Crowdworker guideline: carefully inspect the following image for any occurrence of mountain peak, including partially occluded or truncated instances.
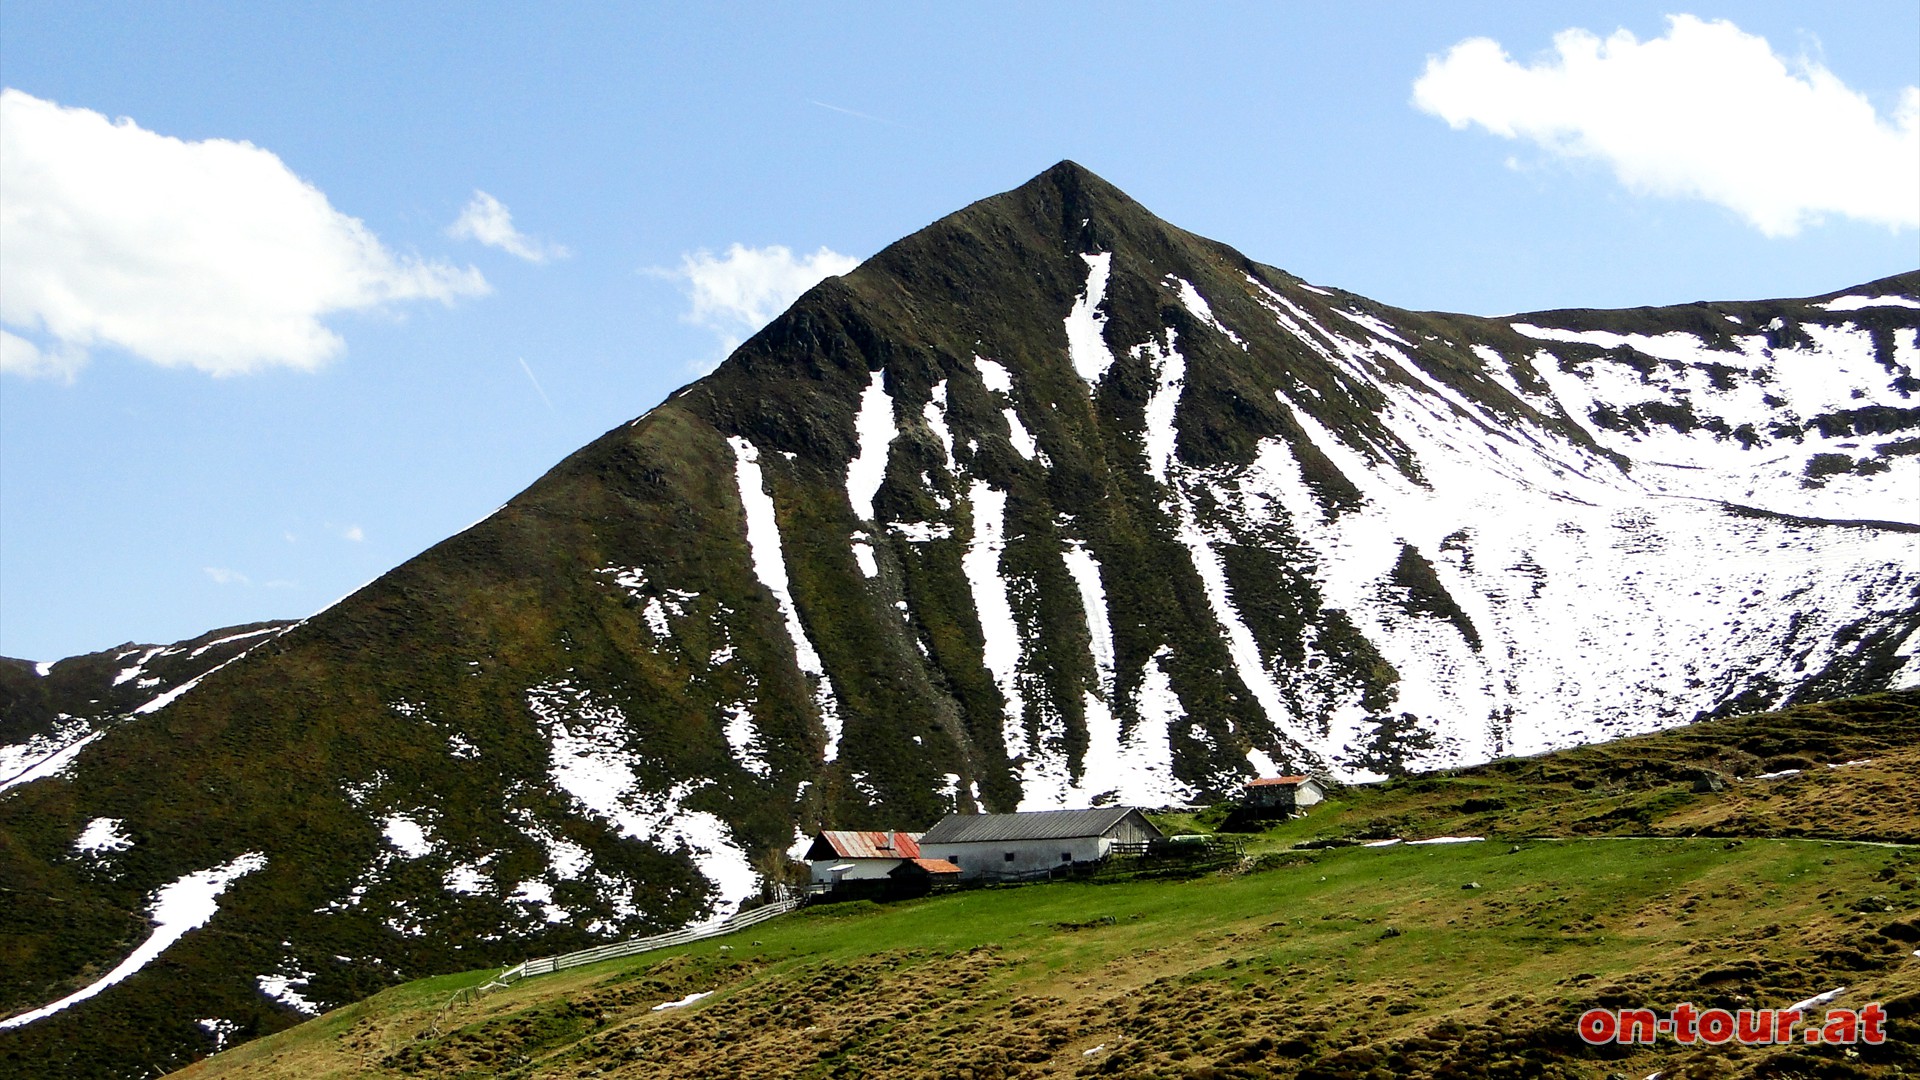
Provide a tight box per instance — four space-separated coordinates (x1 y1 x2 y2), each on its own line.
1024 158 1127 208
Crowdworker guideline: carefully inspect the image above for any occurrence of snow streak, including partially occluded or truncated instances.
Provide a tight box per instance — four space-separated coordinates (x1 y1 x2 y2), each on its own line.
846 368 896 522
730 435 842 762
1065 252 1116 385
975 355 1037 459
0 853 267 1029
962 482 1027 767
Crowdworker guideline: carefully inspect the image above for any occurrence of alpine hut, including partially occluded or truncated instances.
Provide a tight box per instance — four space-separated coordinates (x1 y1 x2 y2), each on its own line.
917 807 1162 881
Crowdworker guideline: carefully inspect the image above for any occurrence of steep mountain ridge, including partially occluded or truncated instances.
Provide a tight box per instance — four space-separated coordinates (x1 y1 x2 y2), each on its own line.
0 622 295 794
2 162 1915 1077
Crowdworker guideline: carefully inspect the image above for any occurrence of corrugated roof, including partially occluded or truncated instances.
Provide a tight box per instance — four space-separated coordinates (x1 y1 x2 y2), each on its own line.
1245 775 1313 787
907 858 961 874
809 830 923 859
919 807 1152 844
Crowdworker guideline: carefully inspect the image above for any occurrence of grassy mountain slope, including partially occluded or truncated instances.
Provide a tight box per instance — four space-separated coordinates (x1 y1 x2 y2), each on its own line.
173 691 1920 1080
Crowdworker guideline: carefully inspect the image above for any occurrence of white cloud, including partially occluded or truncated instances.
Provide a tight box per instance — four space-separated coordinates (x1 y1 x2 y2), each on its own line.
1412 15 1920 236
0 329 85 382
203 567 250 586
0 88 489 380
342 525 365 543
448 190 568 263
666 243 859 369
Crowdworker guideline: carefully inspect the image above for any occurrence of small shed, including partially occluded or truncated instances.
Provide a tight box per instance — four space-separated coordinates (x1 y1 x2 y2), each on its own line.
918 807 1163 880
1242 775 1326 813
887 857 964 896
804 830 924 888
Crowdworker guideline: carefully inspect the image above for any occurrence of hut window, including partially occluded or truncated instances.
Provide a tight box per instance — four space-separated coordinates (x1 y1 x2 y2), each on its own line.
1004 852 1016 862
1060 852 1072 862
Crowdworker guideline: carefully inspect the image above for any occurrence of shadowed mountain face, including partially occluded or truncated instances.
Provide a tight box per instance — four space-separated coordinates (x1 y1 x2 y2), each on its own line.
3 162 1916 1077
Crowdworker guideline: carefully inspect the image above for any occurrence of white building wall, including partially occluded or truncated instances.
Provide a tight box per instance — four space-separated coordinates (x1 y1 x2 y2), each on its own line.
809 857 903 885
921 835 1108 880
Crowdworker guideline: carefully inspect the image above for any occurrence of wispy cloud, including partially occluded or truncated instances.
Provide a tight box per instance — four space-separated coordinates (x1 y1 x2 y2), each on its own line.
808 99 907 129
658 243 859 371
518 356 555 413
0 331 86 383
448 190 569 263
0 89 488 381
340 525 365 543
1413 15 1920 236
203 566 294 589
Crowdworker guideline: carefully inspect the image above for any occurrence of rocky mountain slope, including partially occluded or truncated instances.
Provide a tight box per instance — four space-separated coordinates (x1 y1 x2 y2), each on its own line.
2 162 1916 1077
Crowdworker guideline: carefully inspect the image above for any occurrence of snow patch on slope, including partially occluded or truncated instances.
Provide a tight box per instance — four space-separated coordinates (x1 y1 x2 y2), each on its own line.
75 817 134 855
1818 294 1920 311
382 814 434 859
1125 647 1195 805
113 646 165 686
730 436 843 761
1167 276 1246 349
975 355 1037 460
963 482 1030 767
134 626 291 716
0 853 267 1029
187 625 283 659
256 970 319 1015
722 701 771 778
527 678 758 915
923 380 958 474
1066 252 1117 385
1061 540 1115 695
1138 331 1186 485
1210 294 1920 773
850 533 879 578
1138 325 1331 765
846 369 897 522
1510 320 1918 524
0 718 100 795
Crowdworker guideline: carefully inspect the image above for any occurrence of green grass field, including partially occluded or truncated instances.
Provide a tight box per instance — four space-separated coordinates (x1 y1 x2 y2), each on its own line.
175 692 1920 1079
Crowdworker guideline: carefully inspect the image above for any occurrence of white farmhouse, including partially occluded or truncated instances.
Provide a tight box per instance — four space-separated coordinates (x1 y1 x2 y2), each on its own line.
917 807 1163 881
802 830 926 889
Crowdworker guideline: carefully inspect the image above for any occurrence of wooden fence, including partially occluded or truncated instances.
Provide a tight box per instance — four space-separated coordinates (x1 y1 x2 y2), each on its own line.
495 896 800 984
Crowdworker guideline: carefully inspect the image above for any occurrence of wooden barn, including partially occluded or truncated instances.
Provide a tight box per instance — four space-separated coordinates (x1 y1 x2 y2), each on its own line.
917 807 1163 881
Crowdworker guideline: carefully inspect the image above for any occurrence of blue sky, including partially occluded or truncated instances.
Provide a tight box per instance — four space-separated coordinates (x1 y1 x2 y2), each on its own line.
2 2 1915 662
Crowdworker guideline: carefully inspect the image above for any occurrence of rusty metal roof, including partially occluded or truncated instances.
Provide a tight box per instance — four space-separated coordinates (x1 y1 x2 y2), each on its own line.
807 830 923 860
919 807 1157 845
907 858 961 874
1245 775 1313 787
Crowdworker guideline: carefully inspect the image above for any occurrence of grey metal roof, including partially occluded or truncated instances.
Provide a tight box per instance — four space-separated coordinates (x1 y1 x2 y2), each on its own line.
919 807 1154 844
